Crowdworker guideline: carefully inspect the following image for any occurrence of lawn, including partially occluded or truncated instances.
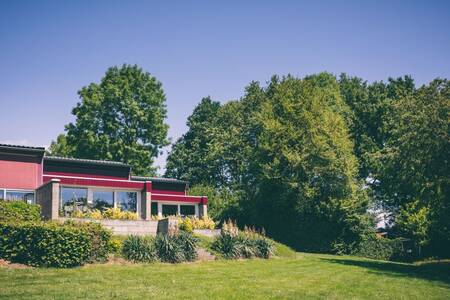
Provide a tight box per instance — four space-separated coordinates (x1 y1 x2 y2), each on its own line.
1 253 449 299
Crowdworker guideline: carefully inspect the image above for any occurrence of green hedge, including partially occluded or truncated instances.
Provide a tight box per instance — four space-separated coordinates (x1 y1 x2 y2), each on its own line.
351 235 404 261
0 200 40 222
0 221 111 267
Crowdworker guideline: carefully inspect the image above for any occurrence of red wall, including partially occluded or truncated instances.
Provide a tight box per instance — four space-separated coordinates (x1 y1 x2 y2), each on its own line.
0 159 42 189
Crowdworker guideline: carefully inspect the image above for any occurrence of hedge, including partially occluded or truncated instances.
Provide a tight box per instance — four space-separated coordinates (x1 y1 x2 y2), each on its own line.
0 221 111 267
351 235 404 261
0 200 40 222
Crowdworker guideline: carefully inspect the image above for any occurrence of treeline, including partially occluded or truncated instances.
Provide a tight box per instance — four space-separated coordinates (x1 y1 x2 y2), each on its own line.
48 65 449 257
165 73 449 257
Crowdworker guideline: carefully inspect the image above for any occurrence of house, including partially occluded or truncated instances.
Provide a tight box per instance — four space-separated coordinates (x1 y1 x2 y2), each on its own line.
0 143 207 220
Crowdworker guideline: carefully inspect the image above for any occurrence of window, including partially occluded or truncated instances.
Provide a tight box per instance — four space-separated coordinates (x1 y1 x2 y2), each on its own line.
60 187 88 216
92 190 114 211
180 205 196 217
151 202 158 215
116 191 137 212
162 204 178 216
5 190 35 204
0 189 4 200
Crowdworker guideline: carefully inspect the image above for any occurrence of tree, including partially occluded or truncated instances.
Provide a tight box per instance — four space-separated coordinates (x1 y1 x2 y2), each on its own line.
47 134 73 156
247 74 369 252
165 97 221 185
166 73 371 252
50 64 169 176
374 79 450 256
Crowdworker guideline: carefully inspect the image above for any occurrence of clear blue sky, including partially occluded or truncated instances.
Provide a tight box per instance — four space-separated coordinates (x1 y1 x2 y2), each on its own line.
1 0 449 174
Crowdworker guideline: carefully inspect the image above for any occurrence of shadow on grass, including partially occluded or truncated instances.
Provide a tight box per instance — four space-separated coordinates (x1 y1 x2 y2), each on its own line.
320 257 450 286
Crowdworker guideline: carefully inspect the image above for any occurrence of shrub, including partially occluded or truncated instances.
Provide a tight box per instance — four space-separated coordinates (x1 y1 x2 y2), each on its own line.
351 235 404 261
154 234 186 263
109 236 124 254
0 220 111 267
122 235 157 263
212 220 274 259
0 200 40 222
178 216 216 231
69 207 138 220
177 231 199 261
179 217 193 232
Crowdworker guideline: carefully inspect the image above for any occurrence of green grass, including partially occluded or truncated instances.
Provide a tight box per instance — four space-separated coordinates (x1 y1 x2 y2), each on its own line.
1 253 449 299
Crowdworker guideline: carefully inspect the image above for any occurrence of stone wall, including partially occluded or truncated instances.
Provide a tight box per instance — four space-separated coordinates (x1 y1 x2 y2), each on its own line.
62 218 159 236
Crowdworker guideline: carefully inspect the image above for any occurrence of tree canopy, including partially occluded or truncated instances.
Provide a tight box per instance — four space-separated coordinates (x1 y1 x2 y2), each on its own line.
49 64 169 176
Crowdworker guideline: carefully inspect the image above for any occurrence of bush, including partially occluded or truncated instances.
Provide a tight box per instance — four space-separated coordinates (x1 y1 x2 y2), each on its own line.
178 216 216 232
155 234 186 263
0 220 111 267
177 231 199 261
212 221 274 259
109 236 125 254
122 235 157 263
179 217 193 232
0 200 40 222
351 235 404 261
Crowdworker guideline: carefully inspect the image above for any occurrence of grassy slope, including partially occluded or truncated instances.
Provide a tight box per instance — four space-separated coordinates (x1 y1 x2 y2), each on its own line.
1 253 449 299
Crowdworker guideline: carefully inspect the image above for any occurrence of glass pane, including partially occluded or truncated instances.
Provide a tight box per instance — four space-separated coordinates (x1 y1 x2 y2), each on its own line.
180 205 196 216
60 187 88 216
151 202 158 215
162 204 178 216
5 190 35 204
116 191 137 212
92 190 114 211
0 190 4 200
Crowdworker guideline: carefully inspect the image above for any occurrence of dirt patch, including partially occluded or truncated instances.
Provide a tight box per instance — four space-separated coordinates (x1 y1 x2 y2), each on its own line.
0 259 31 269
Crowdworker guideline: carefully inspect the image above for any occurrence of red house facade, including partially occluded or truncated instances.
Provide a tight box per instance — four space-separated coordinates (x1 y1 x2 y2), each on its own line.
0 144 207 220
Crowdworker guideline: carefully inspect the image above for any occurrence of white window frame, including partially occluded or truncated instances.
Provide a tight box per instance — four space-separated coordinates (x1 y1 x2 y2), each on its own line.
0 188 35 204
60 185 140 216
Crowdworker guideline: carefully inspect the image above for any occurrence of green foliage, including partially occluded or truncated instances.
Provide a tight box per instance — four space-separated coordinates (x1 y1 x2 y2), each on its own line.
167 74 370 253
50 64 169 176
178 217 193 232
212 221 274 259
0 200 40 222
178 215 216 231
0 221 111 267
176 231 199 261
351 235 404 261
188 185 240 221
154 234 185 263
122 232 199 264
122 235 157 263
109 236 124 254
166 97 222 185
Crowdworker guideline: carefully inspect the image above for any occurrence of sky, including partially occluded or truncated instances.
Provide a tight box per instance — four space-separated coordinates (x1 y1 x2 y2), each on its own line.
1 0 449 174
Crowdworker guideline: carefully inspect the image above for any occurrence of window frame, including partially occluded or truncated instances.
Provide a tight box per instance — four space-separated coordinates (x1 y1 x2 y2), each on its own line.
0 188 35 203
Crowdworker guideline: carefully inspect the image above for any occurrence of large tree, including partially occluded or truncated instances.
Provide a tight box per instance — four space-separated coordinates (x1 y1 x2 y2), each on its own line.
50 64 169 176
165 97 221 185
166 73 370 252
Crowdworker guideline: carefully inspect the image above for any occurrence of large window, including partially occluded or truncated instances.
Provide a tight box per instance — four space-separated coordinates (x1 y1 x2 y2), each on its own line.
60 187 88 216
5 190 35 204
180 205 196 217
92 190 114 211
116 191 137 212
162 204 178 216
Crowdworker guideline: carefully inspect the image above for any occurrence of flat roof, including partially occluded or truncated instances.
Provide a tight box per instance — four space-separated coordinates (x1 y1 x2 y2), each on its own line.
131 175 188 185
44 156 131 168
